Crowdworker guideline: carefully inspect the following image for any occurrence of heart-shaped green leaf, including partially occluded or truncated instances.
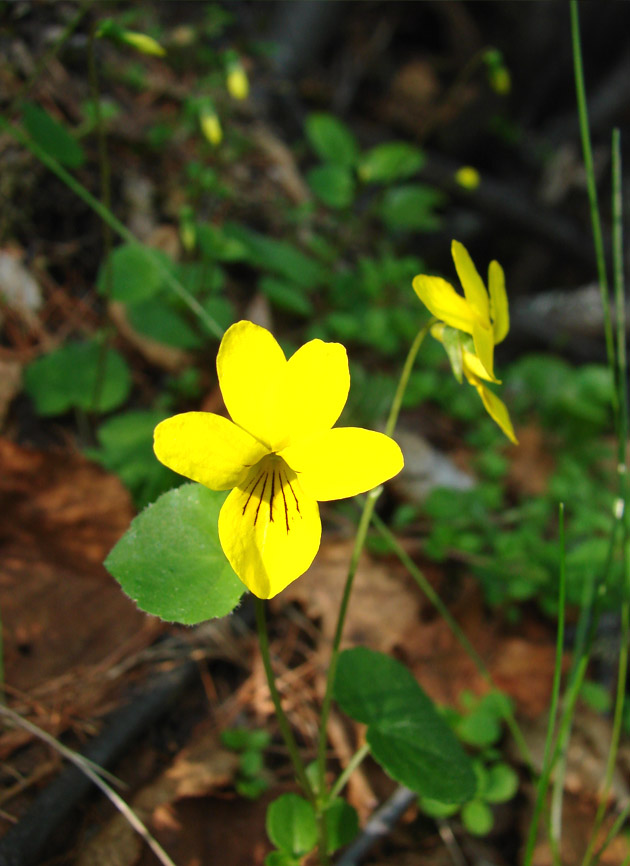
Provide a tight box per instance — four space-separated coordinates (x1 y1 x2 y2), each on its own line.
334 648 475 803
105 483 245 623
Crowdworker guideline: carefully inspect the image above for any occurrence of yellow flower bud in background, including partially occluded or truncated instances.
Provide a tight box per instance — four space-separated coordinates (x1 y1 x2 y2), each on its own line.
96 20 166 57
119 30 166 58
200 107 222 146
227 63 249 100
454 166 481 191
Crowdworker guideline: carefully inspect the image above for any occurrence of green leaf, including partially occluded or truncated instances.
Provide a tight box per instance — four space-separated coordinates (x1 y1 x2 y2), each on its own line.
202 296 236 331
127 298 202 349
305 113 359 167
380 184 445 231
580 680 613 714
307 164 355 209
358 142 425 184
461 799 493 836
264 852 299 866
456 709 502 748
21 101 85 168
482 763 519 804
24 340 131 415
419 797 460 819
225 224 323 290
105 483 245 623
221 728 271 752
266 794 318 856
260 277 314 317
89 410 181 509
239 749 264 778
197 223 249 261
325 799 359 853
237 777 269 799
97 243 173 303
334 648 476 803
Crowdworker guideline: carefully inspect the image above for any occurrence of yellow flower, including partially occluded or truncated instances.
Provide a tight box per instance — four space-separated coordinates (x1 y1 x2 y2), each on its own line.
431 324 517 444
153 321 404 599
412 239 508 382
413 241 517 444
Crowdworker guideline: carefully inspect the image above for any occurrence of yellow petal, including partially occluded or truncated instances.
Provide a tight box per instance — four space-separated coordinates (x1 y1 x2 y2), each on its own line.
412 274 475 334
472 319 498 382
474 383 518 444
462 348 496 383
274 339 350 449
281 428 404 502
451 240 489 322
218 458 321 598
489 260 509 343
154 412 268 490
217 321 287 449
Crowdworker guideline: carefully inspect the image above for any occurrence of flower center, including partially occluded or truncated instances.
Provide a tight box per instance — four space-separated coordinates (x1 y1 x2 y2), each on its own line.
239 455 302 534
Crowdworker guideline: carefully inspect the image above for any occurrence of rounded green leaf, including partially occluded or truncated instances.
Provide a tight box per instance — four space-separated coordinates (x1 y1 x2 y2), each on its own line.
305 113 359 167
239 749 264 778
456 710 502 748
237 777 269 799
266 794 317 856
307 164 355 209
482 763 519 804
97 243 172 303
21 100 85 168
380 184 445 231
461 799 493 836
334 648 475 803
105 483 245 623
221 727 271 752
419 797 460 819
358 142 425 184
25 340 131 415
325 799 359 853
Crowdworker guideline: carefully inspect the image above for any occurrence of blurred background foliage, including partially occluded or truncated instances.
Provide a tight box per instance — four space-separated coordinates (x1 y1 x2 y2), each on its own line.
2 0 629 623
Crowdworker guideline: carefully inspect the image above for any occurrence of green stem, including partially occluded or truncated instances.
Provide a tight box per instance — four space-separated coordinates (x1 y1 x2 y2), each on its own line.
522 504 567 866
385 319 435 439
87 24 114 417
370 511 532 769
0 118 223 340
592 800 630 865
581 128 629 866
254 598 314 802
328 744 371 802
315 321 433 804
570 1 616 393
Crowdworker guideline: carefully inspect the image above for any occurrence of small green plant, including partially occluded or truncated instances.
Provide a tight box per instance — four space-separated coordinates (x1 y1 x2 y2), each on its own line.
421 691 519 837
221 727 272 799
